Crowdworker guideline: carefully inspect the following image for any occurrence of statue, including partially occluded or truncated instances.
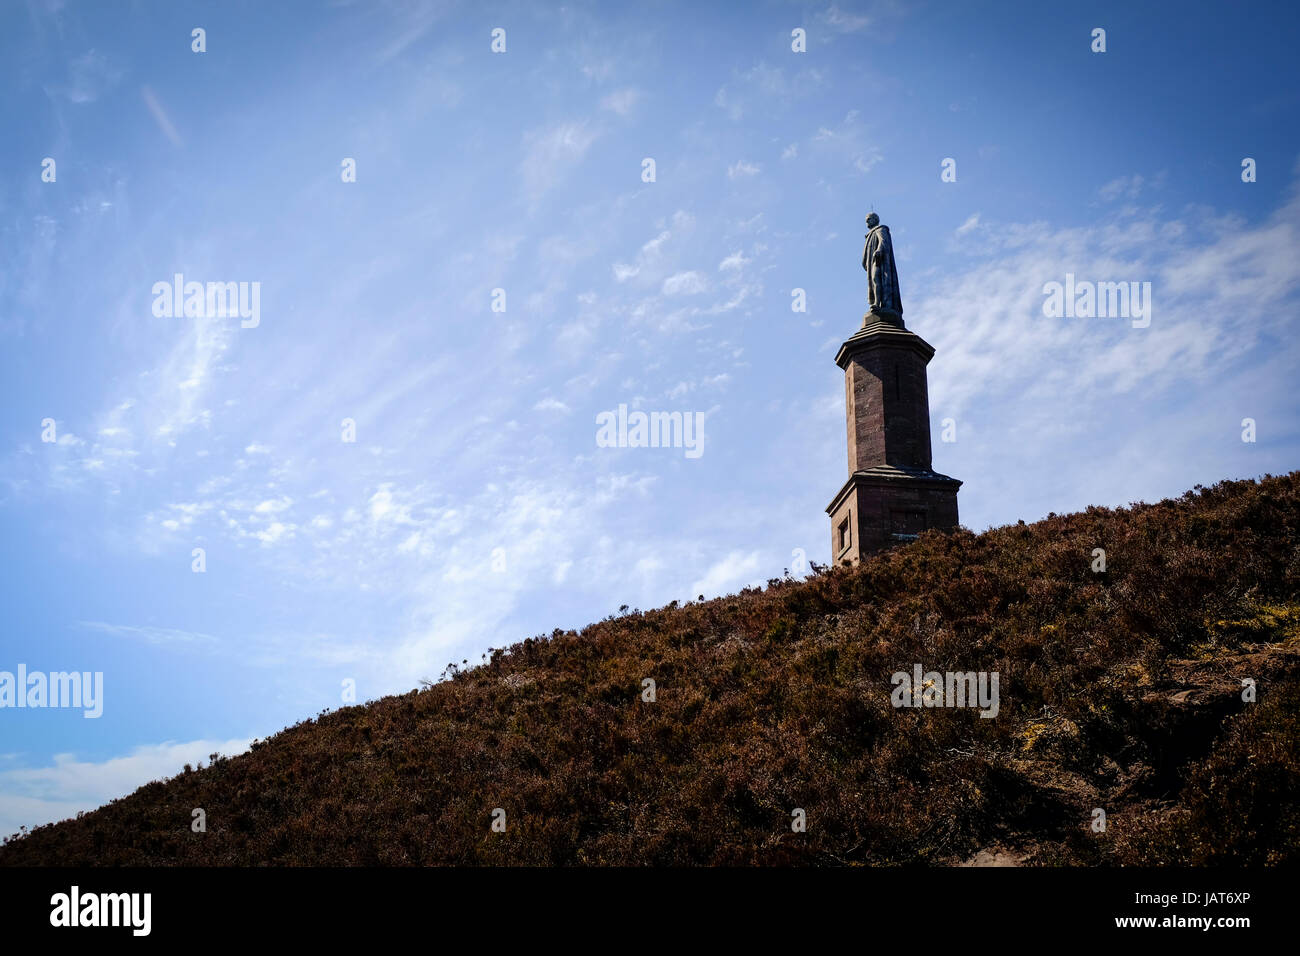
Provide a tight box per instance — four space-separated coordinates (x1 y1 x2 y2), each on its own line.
862 213 902 317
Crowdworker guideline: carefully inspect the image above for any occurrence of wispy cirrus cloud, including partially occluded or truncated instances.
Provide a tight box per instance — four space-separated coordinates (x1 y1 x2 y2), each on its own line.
140 85 182 147
714 62 825 121
811 109 883 174
821 4 872 33
599 87 641 115
78 621 219 646
520 121 600 201
53 49 122 104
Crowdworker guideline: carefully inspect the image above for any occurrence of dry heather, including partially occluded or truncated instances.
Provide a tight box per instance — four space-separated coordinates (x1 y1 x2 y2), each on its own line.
3 473 1299 866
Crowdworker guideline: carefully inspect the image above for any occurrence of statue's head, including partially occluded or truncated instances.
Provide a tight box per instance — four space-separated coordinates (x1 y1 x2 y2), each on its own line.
865 212 880 229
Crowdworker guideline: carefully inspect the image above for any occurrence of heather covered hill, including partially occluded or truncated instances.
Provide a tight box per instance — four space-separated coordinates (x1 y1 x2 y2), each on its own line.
4 473 1299 866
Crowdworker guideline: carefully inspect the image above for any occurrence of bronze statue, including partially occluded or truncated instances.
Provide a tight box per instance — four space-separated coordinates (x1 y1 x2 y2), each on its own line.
862 213 902 317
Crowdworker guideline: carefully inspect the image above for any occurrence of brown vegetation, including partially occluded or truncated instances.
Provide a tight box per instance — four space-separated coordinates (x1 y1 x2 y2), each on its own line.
4 472 1298 865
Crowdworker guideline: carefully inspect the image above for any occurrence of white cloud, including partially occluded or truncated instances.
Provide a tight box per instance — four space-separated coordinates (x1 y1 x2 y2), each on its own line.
78 621 218 645
252 521 292 545
600 88 640 115
613 229 674 284
141 85 183 147
0 738 252 840
719 251 751 271
714 63 825 121
812 109 882 173
374 0 447 63
368 486 410 523
520 121 600 200
691 550 763 598
642 229 672 256
662 271 708 296
822 5 871 33
59 50 122 104
919 185 1300 419
1099 174 1145 202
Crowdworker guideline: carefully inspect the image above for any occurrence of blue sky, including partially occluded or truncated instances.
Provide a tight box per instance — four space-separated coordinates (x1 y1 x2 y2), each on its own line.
2 0 1298 837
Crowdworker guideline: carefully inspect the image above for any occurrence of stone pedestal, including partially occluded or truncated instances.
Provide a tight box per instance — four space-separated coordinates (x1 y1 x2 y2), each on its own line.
827 313 960 564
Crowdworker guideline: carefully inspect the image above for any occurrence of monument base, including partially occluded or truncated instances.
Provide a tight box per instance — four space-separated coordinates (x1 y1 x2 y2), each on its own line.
861 307 904 330
826 465 961 565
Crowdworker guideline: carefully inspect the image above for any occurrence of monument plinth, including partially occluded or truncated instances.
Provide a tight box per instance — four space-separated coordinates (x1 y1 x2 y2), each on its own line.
827 216 961 564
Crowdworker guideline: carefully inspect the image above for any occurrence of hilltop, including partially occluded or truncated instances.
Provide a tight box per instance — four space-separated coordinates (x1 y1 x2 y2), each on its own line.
3 473 1299 866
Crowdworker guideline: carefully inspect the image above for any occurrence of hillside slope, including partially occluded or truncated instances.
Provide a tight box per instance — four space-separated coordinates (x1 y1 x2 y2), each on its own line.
4 473 1300 866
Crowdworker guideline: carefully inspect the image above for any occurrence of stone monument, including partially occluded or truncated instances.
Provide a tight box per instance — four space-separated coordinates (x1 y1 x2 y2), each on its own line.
826 215 961 563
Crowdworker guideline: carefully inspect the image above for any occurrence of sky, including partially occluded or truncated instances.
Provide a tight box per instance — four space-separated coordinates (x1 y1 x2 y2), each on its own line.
1 0 1298 838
